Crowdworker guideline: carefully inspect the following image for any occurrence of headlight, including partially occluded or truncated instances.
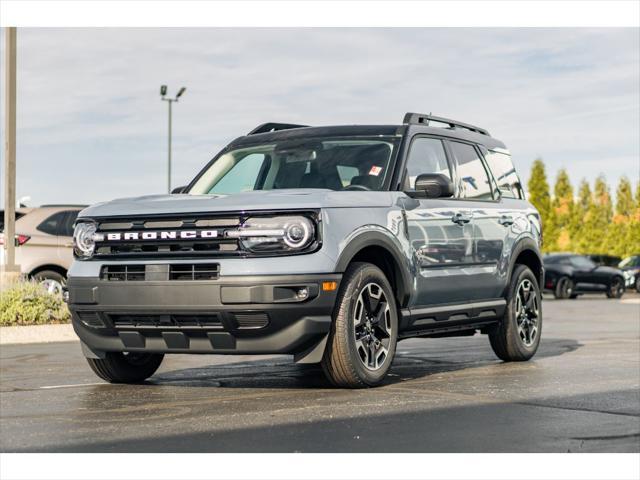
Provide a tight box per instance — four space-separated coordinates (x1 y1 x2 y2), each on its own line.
227 215 316 253
73 222 98 258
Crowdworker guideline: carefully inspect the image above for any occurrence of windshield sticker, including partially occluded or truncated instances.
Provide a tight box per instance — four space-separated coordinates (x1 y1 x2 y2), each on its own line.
369 166 383 176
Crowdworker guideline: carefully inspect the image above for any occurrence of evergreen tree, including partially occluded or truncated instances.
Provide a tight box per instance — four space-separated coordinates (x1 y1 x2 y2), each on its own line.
589 175 613 254
550 169 574 251
615 176 634 216
571 180 593 254
527 159 553 251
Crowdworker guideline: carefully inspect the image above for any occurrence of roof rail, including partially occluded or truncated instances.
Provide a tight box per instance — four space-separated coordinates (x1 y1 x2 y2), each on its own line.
248 122 309 135
403 112 490 136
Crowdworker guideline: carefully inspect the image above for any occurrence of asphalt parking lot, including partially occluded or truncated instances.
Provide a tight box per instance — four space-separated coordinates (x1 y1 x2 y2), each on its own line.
1 294 639 453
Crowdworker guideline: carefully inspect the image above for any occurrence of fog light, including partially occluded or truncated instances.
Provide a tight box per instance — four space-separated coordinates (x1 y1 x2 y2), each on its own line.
296 287 309 300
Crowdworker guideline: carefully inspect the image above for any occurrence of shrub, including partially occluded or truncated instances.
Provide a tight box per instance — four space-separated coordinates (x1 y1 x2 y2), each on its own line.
0 281 70 326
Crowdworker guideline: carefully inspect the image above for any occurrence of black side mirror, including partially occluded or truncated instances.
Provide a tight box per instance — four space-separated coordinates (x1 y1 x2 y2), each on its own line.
171 185 187 194
407 173 454 199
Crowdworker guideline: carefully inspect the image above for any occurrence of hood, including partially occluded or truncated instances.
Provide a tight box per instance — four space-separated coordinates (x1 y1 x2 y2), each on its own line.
595 265 624 275
79 189 396 218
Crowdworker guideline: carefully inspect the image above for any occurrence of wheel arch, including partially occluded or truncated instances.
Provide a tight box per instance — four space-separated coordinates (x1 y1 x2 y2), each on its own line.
29 264 68 279
507 238 543 293
335 231 412 308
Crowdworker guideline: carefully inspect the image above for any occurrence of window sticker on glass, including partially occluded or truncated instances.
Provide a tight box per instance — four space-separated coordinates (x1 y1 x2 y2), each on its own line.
369 166 383 176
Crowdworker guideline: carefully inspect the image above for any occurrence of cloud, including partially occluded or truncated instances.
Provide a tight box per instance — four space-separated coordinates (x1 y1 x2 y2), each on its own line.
0 27 638 206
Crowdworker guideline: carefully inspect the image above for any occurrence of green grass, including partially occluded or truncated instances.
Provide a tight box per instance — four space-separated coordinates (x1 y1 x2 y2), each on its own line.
0 280 70 326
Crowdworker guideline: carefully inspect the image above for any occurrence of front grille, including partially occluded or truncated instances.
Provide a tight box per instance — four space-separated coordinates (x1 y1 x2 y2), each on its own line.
109 313 222 329
101 265 145 281
233 312 270 329
93 214 242 259
100 264 220 281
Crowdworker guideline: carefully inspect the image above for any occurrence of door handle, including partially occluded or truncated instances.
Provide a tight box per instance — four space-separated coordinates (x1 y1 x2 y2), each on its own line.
451 212 471 225
498 215 514 226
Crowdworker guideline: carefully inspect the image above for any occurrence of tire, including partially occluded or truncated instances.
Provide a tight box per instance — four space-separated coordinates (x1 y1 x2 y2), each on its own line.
554 276 574 299
32 270 65 296
86 352 164 383
321 262 398 388
606 276 625 299
489 265 542 362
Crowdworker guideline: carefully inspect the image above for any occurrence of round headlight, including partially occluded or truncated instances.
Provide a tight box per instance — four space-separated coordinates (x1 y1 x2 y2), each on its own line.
283 218 313 248
73 222 97 258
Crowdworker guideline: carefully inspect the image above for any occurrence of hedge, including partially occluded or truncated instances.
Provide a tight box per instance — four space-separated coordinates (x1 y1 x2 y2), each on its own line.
0 281 70 326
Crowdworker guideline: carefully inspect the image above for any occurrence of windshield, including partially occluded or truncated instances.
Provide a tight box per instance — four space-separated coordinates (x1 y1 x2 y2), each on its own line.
189 137 399 195
619 256 640 268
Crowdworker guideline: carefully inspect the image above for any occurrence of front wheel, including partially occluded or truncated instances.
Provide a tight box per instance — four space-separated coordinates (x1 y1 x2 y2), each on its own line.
86 352 164 383
606 277 625 299
489 265 542 362
321 262 398 388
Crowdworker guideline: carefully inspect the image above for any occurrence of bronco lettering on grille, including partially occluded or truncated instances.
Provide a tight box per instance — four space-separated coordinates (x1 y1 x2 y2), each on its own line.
98 230 219 241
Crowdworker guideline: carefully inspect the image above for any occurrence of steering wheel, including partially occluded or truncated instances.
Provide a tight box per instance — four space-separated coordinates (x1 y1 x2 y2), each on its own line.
343 184 371 191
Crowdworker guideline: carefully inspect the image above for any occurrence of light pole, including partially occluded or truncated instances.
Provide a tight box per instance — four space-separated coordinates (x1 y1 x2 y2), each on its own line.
160 85 186 193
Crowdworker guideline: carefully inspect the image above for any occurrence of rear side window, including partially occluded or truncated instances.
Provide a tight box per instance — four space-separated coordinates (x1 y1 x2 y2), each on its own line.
60 211 79 237
37 210 79 236
449 141 494 200
484 150 523 199
37 211 67 235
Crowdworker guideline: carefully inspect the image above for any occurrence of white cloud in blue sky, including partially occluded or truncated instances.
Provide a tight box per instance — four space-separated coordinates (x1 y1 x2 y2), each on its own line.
0 28 638 207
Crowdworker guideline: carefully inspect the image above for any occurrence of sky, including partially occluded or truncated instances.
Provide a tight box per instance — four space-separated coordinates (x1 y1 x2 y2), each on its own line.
0 28 639 208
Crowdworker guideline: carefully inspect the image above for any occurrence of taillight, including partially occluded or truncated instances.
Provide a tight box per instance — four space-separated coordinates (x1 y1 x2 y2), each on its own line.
0 234 30 246
16 234 30 246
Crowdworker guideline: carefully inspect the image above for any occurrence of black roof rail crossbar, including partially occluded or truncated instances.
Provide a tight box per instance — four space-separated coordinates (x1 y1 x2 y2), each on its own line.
403 112 490 136
248 122 309 135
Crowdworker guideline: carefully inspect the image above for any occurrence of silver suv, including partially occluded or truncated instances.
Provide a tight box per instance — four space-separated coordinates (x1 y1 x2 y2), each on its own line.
67 113 543 388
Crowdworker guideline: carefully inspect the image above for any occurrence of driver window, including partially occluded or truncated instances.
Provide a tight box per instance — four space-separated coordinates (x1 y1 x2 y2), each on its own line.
404 138 451 189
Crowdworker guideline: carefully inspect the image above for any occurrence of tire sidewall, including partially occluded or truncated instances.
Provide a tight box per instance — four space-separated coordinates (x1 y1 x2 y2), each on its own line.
337 264 398 386
506 266 542 358
554 276 573 299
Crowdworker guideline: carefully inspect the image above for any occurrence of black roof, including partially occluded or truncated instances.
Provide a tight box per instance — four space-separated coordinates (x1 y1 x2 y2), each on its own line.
231 118 507 150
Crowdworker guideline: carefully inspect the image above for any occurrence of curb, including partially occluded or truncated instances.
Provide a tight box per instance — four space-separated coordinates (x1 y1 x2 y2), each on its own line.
0 324 78 345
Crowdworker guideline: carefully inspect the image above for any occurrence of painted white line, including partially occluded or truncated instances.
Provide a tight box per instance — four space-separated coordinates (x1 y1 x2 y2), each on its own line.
39 382 107 390
620 298 640 304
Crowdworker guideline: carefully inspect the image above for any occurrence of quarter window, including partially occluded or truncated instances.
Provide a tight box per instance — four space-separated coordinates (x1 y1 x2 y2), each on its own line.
449 141 494 200
484 150 523 199
36 211 67 236
404 137 451 190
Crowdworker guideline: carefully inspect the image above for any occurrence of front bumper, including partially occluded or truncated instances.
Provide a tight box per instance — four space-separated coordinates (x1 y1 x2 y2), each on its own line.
67 273 340 361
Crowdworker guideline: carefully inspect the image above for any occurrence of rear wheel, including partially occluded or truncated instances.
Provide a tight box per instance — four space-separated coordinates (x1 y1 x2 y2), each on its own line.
606 277 625 299
86 352 164 383
321 262 398 388
489 265 542 362
32 270 65 296
554 276 574 299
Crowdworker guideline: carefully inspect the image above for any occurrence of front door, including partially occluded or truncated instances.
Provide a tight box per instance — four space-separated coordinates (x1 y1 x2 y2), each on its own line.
401 136 478 306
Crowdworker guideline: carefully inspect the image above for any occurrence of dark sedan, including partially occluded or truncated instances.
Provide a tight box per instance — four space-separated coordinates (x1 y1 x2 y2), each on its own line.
543 254 626 299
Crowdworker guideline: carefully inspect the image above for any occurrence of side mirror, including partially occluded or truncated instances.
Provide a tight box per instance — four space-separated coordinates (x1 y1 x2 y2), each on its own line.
171 185 187 194
407 174 454 199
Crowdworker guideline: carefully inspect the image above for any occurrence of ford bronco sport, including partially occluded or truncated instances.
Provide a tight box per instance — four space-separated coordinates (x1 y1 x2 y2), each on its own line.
68 113 543 388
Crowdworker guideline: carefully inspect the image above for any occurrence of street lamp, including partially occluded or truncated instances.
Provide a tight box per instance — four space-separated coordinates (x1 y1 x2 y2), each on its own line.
160 85 187 193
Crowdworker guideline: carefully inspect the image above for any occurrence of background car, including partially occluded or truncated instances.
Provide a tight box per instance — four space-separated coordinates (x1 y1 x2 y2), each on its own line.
543 253 626 299
0 205 86 294
588 254 622 267
618 255 640 292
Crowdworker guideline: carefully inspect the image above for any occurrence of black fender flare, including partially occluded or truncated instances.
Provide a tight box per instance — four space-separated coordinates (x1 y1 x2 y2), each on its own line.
506 236 544 290
334 229 413 307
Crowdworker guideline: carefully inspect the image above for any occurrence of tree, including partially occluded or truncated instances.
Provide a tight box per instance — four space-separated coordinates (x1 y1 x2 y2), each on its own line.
571 180 593 254
527 159 553 251
588 175 613 254
550 169 574 251
615 176 634 216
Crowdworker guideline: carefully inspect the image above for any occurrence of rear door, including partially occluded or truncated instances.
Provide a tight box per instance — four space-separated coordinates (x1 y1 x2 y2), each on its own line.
402 136 477 306
446 141 511 300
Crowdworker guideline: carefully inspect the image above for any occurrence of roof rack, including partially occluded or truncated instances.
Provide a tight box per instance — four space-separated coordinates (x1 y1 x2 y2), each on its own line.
248 122 309 135
40 204 88 208
403 112 490 137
